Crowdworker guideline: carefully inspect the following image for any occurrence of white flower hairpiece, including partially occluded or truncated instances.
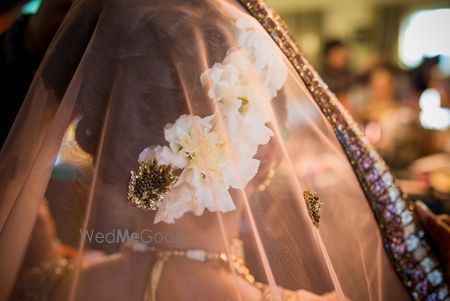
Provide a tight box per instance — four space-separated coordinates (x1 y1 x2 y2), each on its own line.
129 14 288 223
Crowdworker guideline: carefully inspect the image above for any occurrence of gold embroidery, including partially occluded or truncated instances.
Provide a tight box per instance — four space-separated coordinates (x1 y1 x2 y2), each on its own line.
128 159 178 210
303 189 322 227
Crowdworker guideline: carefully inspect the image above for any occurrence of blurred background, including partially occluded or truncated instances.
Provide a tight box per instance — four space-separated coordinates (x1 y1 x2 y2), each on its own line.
1 0 450 214
268 0 450 214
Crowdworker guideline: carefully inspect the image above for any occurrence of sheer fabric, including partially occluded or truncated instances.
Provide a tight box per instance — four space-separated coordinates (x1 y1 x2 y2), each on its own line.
0 0 438 300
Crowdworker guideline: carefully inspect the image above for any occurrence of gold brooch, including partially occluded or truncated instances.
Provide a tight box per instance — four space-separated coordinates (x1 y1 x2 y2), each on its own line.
127 159 178 210
303 189 322 227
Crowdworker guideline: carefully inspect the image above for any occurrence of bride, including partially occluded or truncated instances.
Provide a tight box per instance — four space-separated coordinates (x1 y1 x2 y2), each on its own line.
1 0 448 300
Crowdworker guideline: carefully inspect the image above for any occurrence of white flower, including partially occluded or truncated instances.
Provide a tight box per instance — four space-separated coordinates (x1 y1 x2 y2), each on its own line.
225 106 273 147
182 167 236 213
223 152 260 189
153 114 244 223
200 49 253 103
236 16 288 97
201 49 274 134
164 114 216 155
154 183 196 224
138 147 155 163
139 13 289 224
138 145 186 169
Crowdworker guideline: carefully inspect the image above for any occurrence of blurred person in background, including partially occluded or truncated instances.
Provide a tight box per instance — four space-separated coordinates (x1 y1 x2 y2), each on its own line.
411 56 441 95
0 0 72 148
319 39 354 108
358 66 429 168
409 56 450 214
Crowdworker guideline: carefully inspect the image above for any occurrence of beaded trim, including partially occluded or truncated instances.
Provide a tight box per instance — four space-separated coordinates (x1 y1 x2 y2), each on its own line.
238 0 449 300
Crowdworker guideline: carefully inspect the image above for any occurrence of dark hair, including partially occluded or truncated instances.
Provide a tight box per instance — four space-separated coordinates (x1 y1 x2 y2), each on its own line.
323 39 346 56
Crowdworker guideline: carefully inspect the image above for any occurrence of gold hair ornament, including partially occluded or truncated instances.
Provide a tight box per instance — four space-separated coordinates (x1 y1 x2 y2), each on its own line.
128 159 178 210
303 189 322 227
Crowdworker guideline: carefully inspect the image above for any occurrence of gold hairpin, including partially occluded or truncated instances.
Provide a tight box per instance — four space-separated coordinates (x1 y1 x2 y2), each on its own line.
127 159 178 210
303 189 322 227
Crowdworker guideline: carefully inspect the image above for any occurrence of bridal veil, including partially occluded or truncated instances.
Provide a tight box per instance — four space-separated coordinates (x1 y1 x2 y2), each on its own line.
0 0 447 300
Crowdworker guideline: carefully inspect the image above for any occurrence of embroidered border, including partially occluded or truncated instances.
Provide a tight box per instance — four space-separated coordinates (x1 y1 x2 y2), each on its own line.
238 0 449 299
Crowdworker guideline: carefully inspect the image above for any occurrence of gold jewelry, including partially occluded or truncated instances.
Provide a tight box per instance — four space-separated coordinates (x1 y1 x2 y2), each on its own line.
128 159 178 210
303 189 322 227
126 239 298 301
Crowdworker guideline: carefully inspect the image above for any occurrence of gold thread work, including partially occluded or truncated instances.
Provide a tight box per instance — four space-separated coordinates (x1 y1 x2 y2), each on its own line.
128 159 178 210
303 189 322 227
